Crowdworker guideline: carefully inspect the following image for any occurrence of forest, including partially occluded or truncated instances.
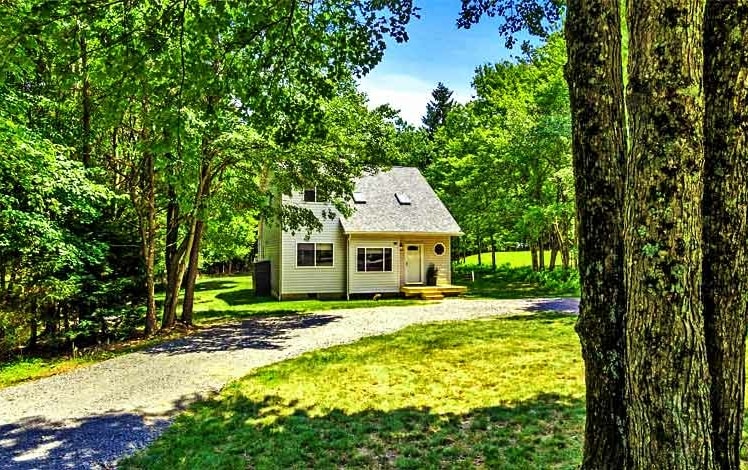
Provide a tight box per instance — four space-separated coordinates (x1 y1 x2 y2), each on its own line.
0 1 572 359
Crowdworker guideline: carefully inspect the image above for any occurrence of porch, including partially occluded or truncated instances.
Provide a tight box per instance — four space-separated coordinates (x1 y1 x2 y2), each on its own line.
400 284 468 301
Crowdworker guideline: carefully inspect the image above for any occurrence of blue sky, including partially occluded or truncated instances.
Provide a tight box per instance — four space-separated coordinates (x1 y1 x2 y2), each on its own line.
358 1 519 126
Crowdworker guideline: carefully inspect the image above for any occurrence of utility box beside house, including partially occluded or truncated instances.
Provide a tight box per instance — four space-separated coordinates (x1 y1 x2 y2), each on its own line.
253 260 271 297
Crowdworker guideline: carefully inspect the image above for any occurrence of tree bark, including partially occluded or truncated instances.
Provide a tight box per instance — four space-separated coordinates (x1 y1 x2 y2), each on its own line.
140 151 158 336
490 234 496 270
549 246 558 270
538 237 545 270
181 219 205 325
77 21 91 168
624 0 714 467
565 0 628 467
163 181 180 327
702 2 748 468
530 243 538 271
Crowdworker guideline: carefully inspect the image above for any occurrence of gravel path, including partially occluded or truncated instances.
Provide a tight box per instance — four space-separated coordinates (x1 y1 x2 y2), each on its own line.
0 297 578 469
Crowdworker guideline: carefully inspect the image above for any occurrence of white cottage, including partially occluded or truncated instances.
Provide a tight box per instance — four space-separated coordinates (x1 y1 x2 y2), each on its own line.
257 167 465 300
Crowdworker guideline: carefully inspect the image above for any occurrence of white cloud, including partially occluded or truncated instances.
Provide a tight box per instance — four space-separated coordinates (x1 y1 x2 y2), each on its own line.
358 73 472 127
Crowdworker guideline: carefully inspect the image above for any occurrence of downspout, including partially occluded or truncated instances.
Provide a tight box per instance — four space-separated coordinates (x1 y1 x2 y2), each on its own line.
346 234 351 300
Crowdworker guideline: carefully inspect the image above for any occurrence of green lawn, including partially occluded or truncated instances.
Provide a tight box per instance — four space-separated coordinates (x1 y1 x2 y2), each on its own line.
461 251 549 268
0 276 423 389
121 312 585 469
188 275 423 325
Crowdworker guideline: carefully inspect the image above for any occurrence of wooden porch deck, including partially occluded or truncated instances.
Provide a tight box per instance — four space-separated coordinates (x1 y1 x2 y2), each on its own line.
400 284 468 301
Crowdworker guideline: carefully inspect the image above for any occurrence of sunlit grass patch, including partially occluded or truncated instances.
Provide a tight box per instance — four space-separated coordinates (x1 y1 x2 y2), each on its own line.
121 313 585 469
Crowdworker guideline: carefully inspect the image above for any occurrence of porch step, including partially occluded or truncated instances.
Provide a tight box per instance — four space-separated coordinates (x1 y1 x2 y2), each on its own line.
420 293 444 301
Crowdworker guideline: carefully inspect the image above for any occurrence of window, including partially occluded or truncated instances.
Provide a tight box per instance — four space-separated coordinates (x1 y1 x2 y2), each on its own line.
357 247 393 272
434 243 446 256
316 243 333 267
303 188 328 203
353 192 367 204
297 243 334 267
395 193 411 205
303 189 316 202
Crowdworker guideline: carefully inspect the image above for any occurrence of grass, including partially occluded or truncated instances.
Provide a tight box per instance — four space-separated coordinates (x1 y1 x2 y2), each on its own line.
121 312 585 469
189 275 424 325
461 251 552 268
0 275 423 389
456 271 579 300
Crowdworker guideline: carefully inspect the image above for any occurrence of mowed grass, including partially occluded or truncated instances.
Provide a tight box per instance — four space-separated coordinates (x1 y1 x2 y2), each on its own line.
461 251 551 268
0 276 423 389
121 312 586 469
189 275 424 325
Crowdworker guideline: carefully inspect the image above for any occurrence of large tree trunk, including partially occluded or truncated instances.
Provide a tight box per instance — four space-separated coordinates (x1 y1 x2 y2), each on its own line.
139 152 158 336
181 219 205 326
702 3 748 468
624 0 714 467
162 162 211 328
163 181 180 328
565 0 628 467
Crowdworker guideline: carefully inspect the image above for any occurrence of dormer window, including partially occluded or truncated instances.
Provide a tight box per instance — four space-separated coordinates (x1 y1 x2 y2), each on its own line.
303 188 328 203
353 192 367 204
395 193 411 205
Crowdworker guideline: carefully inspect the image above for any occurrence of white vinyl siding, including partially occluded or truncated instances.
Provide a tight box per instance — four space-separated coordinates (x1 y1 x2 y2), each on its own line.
258 217 282 298
348 236 400 294
399 236 452 286
280 191 345 295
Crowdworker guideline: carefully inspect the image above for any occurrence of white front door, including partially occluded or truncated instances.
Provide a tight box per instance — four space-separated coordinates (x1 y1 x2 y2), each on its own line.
405 245 422 284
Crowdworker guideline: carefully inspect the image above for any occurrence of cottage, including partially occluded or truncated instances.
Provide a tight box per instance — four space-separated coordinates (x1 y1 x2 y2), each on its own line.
257 167 466 300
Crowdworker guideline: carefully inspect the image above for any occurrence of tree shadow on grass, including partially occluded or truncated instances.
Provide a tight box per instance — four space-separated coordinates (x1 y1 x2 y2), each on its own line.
193 280 240 292
121 392 586 469
142 314 342 355
216 288 268 306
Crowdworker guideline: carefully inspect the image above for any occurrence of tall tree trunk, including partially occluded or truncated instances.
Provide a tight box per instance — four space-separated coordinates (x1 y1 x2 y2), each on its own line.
490 234 496 270
565 0 628 466
162 163 210 328
549 246 558 271
139 152 158 336
702 3 748 468
77 21 91 168
624 0 714 467
163 181 180 327
477 237 482 265
530 243 538 271
538 237 545 270
181 219 205 325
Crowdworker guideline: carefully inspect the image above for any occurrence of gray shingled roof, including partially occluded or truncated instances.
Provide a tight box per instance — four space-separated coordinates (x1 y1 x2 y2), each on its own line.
340 167 462 235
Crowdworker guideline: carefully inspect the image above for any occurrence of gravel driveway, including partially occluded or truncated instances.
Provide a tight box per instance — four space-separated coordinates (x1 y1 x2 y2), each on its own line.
0 297 578 469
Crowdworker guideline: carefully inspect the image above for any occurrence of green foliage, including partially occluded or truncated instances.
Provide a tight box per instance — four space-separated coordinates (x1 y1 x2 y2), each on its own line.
422 82 456 139
121 313 584 469
425 34 574 264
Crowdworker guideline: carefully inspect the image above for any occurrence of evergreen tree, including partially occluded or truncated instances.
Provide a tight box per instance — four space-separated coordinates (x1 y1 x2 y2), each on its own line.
422 82 456 138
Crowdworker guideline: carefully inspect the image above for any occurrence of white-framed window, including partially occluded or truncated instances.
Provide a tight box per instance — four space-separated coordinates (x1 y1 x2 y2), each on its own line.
302 188 328 203
296 242 334 267
356 247 393 272
434 242 446 256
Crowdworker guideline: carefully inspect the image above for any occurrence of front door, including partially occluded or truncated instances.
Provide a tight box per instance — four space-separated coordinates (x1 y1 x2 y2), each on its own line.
405 245 422 284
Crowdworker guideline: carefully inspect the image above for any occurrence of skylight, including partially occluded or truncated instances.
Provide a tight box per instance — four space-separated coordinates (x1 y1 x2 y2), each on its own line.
353 192 367 204
395 193 411 205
